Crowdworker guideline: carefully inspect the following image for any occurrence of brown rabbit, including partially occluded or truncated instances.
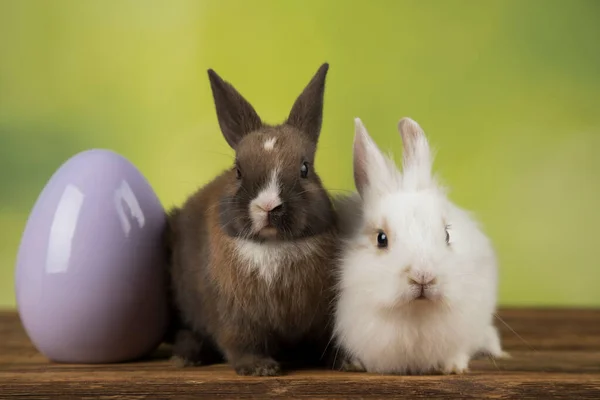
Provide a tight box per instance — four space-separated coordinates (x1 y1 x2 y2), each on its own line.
167 63 341 376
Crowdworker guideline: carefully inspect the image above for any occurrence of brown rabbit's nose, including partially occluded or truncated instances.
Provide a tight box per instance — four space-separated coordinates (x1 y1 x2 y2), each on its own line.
269 204 284 213
256 200 282 213
268 203 285 224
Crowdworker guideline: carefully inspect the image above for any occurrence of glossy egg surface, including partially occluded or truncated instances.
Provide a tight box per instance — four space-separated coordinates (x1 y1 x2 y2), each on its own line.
15 149 169 363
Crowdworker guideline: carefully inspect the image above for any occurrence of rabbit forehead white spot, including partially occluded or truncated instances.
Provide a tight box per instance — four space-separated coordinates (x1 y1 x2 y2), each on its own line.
263 137 277 151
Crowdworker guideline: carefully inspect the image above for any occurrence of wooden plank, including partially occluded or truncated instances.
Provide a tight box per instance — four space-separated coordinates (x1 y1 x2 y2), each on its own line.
1 309 600 399
2 372 600 399
494 308 600 350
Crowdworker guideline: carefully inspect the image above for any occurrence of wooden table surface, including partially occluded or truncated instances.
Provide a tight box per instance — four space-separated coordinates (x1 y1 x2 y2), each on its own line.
1 309 599 399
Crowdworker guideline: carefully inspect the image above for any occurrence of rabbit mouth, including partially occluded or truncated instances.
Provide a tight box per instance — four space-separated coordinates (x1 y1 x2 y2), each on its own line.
413 294 430 302
416 285 429 300
409 287 445 304
407 286 436 303
251 214 280 238
257 225 278 239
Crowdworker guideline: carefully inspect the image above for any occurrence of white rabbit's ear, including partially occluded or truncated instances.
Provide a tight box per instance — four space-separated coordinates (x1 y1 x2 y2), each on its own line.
398 118 433 190
353 118 400 199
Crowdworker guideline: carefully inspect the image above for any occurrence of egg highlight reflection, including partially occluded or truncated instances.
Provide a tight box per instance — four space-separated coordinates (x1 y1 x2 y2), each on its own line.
15 149 169 363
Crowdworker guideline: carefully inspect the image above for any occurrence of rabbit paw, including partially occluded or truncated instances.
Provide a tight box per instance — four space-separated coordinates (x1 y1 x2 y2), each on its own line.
480 325 510 359
441 354 470 375
234 356 282 377
171 329 222 368
170 355 202 368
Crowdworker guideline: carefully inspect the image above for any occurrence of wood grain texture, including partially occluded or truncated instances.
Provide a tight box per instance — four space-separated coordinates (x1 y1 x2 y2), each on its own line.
1 309 599 399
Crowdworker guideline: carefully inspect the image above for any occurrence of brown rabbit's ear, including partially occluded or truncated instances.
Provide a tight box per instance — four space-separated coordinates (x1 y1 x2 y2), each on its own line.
207 69 263 149
286 63 329 142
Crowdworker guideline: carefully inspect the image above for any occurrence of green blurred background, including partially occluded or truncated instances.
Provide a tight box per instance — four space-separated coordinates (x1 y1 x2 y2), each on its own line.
1 0 598 308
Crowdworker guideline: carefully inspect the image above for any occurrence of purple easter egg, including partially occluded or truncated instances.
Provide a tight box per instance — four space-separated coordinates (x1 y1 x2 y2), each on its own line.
15 149 169 363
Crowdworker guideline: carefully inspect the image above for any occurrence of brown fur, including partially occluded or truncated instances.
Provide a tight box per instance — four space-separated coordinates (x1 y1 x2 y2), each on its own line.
167 64 342 376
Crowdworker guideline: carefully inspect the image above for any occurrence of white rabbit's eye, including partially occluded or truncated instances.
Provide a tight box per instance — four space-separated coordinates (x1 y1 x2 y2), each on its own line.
376 231 388 248
445 224 451 245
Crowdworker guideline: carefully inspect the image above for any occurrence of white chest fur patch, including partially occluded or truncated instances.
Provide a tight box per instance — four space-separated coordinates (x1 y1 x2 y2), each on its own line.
233 239 317 284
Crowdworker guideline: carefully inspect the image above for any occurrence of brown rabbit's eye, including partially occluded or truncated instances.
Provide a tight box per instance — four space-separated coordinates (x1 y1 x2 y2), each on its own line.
300 162 309 178
235 168 242 179
376 231 388 248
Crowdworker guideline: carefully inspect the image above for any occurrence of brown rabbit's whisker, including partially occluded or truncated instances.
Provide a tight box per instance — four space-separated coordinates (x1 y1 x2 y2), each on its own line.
209 201 236 214
332 345 341 371
321 334 335 361
239 223 256 241
328 188 354 194
238 184 252 198
199 149 235 160
220 215 248 233
288 189 316 198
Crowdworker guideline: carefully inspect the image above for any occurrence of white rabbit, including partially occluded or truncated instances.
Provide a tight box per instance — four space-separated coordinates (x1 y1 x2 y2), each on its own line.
332 117 508 375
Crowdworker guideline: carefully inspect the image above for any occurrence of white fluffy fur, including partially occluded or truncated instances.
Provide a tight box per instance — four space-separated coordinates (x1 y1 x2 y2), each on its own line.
249 168 282 232
233 238 318 285
333 118 506 375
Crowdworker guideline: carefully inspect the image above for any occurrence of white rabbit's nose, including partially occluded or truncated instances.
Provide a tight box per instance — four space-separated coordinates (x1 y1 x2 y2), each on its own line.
407 271 437 286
